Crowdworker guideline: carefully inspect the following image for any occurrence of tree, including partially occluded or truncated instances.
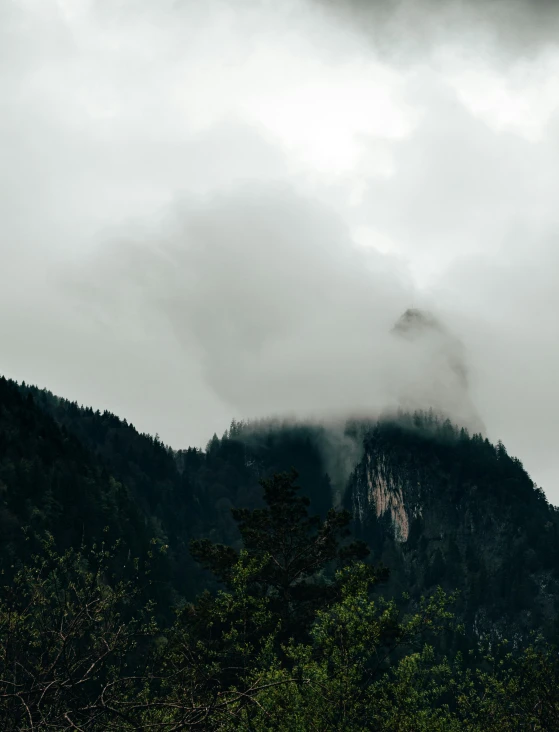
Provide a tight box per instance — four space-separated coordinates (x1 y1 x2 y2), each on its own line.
0 534 156 731
4 498 559 730
216 567 460 731
190 470 375 643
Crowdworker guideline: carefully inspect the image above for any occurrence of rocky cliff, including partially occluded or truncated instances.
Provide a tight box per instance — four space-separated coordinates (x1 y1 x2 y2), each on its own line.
346 412 559 642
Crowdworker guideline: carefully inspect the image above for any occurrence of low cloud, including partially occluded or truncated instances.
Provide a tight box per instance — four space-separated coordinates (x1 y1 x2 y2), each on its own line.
73 183 485 436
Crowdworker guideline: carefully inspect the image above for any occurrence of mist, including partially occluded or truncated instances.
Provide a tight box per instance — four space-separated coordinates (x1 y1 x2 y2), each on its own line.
73 183 487 430
1 0 559 500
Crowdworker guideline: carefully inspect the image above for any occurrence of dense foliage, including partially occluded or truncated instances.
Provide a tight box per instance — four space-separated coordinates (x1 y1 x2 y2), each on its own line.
2 375 559 728
1 476 558 730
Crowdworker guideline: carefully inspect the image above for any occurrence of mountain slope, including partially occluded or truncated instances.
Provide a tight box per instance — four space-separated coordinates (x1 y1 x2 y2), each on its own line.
0 376 151 573
3 376 558 642
346 413 559 641
6 382 336 600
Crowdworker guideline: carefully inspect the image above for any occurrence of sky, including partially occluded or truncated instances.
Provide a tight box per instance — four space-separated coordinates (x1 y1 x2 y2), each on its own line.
1 0 559 500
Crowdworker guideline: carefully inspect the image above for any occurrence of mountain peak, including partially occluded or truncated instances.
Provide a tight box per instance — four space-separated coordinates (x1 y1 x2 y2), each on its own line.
392 308 443 338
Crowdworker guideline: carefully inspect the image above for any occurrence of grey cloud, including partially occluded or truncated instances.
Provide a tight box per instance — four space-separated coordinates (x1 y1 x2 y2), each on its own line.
436 238 559 496
352 80 559 282
73 183 488 441
76 184 409 416
313 0 559 60
391 308 483 432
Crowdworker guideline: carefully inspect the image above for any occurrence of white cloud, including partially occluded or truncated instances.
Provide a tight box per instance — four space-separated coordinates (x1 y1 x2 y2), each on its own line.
439 48 559 142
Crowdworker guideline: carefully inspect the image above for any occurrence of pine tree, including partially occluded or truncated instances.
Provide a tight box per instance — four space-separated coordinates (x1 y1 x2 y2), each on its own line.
190 470 376 642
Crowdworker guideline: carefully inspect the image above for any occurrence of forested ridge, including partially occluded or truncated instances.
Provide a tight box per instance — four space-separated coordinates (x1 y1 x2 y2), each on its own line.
1 374 559 729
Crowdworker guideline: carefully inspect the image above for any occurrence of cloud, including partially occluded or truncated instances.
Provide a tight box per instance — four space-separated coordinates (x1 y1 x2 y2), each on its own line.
352 78 559 282
74 184 408 413
313 0 559 61
344 75 559 493
72 182 491 444
391 308 483 430
437 237 559 495
2 0 559 501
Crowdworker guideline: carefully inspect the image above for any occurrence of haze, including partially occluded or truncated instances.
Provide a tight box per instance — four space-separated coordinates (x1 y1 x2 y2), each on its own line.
1 0 559 500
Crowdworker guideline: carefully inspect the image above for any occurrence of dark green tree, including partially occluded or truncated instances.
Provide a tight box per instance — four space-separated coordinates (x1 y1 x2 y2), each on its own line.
190 470 376 643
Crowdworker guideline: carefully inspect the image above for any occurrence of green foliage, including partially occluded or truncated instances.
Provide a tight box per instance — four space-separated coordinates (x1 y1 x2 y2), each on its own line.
235 571 458 731
3 377 559 728
190 470 374 645
1 483 559 730
0 535 156 730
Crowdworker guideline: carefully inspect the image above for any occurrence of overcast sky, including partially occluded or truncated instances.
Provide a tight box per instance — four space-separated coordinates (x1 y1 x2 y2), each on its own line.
2 0 559 500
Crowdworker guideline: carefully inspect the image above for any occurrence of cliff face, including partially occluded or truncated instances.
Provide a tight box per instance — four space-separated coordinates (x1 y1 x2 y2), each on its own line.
355 451 417 542
346 414 559 642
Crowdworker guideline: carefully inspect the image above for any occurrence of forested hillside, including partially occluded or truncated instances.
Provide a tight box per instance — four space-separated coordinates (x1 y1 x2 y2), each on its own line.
3 379 339 605
0 377 151 573
3 376 559 640
2 375 559 729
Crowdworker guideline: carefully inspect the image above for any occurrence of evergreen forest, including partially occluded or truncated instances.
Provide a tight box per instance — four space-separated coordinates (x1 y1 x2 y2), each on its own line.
1 375 559 730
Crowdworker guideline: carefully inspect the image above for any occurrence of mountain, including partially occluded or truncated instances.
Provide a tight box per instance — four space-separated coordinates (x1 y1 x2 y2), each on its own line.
0 376 147 565
2 375 558 643
1 380 335 604
345 412 559 643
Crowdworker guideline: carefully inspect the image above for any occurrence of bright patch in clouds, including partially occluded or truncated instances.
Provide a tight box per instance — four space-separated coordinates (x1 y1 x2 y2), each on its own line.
246 60 416 175
352 225 400 257
440 49 559 141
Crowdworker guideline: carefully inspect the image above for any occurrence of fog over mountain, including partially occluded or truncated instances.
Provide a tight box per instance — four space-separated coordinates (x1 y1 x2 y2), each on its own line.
1 0 559 499
391 309 484 434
